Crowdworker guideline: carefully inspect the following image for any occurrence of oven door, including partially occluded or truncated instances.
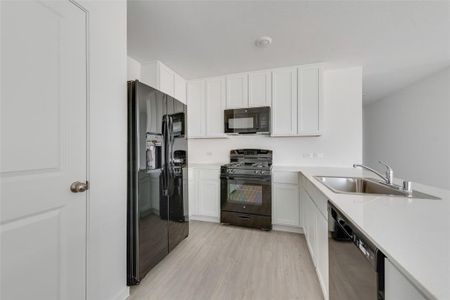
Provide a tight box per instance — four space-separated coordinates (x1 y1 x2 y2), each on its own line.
224 107 270 134
221 175 271 216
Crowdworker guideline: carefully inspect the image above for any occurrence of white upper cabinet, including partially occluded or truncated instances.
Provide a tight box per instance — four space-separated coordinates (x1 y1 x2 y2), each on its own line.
187 80 206 137
186 63 322 139
158 62 175 96
271 67 298 136
248 70 272 107
174 72 187 104
298 66 321 135
141 60 187 104
272 64 322 136
206 77 226 137
187 77 227 138
225 73 248 109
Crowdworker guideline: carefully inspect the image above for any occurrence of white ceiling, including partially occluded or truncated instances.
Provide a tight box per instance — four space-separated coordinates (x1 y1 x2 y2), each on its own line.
128 1 450 103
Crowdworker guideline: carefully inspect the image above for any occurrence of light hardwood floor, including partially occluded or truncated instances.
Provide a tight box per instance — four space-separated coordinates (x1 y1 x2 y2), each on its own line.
129 221 323 300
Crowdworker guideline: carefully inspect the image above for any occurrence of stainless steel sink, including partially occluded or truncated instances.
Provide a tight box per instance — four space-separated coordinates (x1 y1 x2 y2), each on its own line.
314 176 440 199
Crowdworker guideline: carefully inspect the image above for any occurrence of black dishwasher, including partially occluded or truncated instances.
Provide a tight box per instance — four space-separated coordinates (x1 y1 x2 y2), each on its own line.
328 202 385 300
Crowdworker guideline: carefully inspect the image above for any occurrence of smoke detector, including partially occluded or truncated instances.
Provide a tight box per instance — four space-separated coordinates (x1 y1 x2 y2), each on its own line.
254 36 272 48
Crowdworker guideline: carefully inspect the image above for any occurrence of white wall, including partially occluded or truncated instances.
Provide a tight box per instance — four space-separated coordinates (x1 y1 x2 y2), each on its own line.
364 67 450 190
127 56 141 81
188 67 363 167
79 1 128 300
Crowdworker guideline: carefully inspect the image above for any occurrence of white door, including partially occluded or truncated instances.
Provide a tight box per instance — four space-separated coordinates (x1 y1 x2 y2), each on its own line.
1 1 88 300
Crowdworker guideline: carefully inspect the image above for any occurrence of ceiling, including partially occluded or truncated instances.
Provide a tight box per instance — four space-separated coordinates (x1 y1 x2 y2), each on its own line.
128 1 450 104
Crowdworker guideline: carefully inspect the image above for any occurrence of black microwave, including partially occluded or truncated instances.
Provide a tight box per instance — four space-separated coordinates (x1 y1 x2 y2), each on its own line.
224 106 270 135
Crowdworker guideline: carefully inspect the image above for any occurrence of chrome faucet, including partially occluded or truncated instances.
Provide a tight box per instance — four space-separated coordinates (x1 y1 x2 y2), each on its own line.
353 161 394 185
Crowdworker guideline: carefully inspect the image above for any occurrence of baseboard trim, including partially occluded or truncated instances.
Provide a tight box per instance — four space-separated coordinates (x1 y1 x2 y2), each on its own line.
273 224 304 234
316 266 329 300
190 218 305 234
113 286 129 300
190 215 220 223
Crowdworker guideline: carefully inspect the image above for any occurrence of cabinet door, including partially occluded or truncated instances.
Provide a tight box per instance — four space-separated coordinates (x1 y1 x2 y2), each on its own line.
198 169 220 218
187 80 206 137
316 214 329 298
155 92 165 133
248 70 271 107
206 77 226 137
166 96 174 114
188 168 198 217
299 182 307 229
298 66 320 135
304 192 317 265
226 73 248 108
273 183 299 226
174 72 186 104
385 259 427 300
271 67 298 136
158 62 175 96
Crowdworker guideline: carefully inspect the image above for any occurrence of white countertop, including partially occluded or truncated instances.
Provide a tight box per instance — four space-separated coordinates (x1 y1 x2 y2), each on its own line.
299 167 450 300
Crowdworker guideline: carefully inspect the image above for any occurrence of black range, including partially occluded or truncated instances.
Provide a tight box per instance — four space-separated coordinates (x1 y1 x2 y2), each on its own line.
220 149 272 230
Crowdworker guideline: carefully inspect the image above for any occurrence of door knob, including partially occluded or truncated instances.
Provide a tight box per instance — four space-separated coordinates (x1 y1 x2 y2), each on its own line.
70 181 89 193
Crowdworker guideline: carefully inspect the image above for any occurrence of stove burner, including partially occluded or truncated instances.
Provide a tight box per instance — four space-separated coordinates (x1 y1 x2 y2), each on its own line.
221 149 273 177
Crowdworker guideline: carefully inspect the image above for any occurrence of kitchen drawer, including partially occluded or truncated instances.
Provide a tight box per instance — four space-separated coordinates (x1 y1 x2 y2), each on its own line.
221 211 271 230
302 175 328 219
273 171 299 184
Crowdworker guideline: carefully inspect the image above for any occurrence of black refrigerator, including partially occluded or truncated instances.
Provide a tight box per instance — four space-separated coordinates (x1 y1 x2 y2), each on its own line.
127 80 189 285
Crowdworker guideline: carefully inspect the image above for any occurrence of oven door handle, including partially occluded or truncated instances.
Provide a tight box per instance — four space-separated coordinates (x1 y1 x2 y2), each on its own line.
222 176 271 184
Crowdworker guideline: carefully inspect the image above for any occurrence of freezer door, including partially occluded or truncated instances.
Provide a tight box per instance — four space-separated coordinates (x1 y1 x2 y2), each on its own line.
166 97 189 251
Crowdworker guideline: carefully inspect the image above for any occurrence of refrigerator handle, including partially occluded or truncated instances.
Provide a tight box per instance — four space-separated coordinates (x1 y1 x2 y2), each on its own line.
167 115 175 195
162 114 169 196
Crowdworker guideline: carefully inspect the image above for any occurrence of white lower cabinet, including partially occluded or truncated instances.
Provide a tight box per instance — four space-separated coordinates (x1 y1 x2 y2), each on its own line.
385 259 427 300
198 176 220 218
272 171 301 230
300 174 329 299
188 167 220 222
273 183 299 227
316 213 329 299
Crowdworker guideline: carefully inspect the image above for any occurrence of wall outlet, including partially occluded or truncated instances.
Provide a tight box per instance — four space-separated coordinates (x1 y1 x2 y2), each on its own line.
314 153 325 159
302 153 313 159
